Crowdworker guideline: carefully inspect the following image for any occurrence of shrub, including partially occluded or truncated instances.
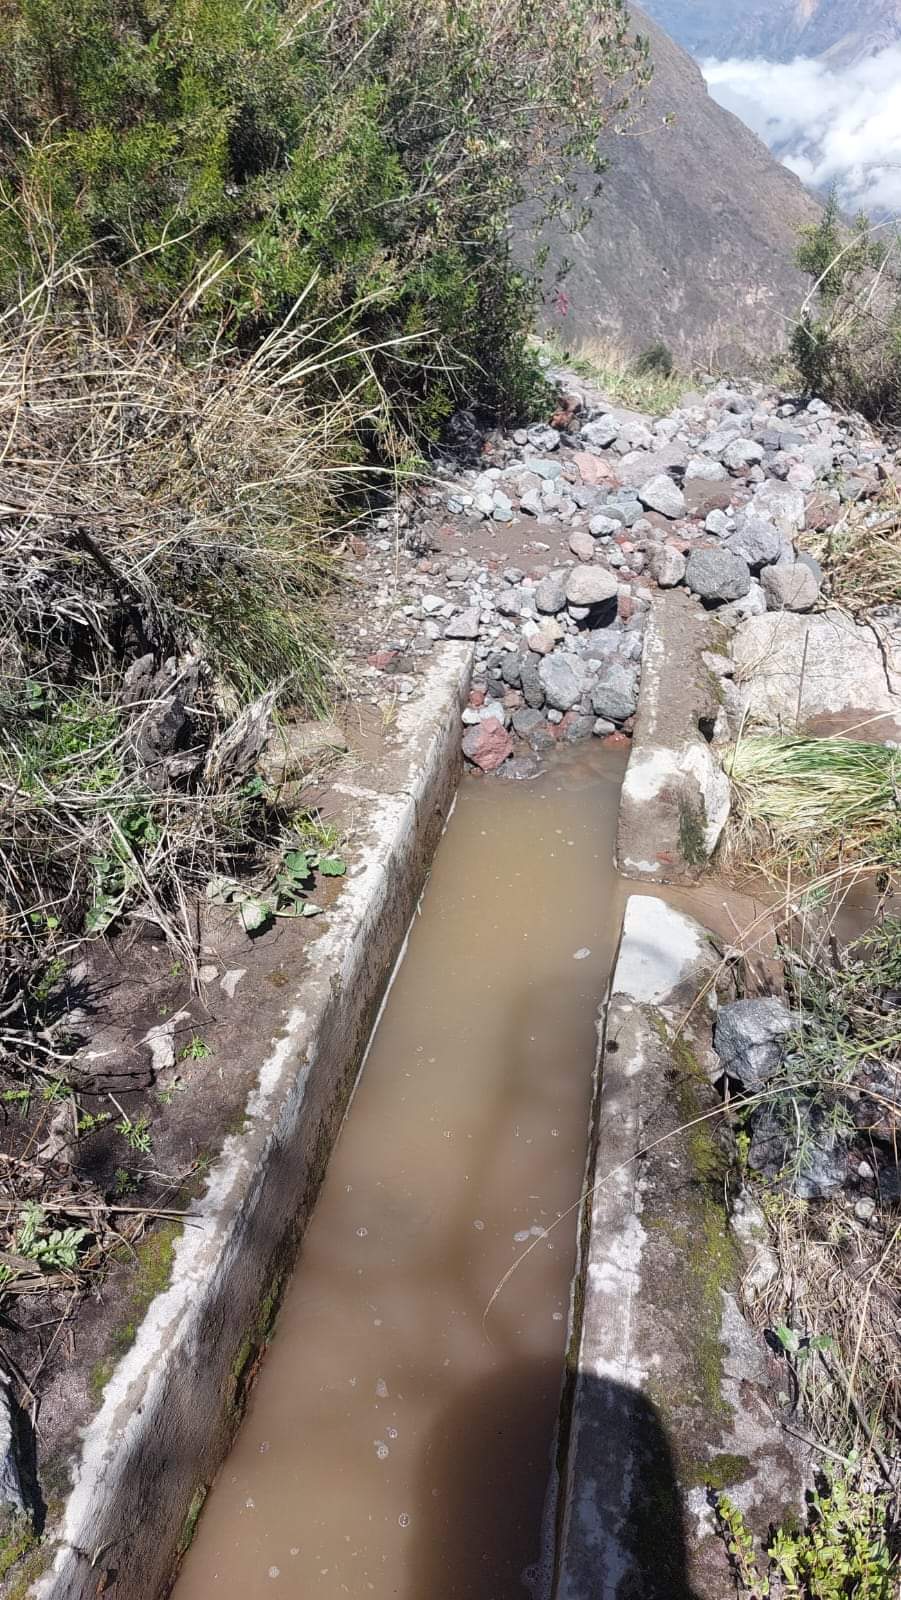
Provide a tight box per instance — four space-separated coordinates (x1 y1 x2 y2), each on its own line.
791 193 901 424
635 340 674 377
0 0 649 438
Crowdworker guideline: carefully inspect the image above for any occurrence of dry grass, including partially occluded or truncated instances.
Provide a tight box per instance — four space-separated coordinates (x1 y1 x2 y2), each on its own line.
805 489 901 617
537 331 689 415
723 735 901 876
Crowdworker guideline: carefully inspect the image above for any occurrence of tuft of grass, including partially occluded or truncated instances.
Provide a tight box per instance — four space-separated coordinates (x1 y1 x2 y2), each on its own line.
537 332 689 415
724 735 901 872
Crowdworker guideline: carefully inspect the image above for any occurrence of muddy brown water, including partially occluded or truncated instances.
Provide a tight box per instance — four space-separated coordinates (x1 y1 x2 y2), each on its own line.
172 745 628 1600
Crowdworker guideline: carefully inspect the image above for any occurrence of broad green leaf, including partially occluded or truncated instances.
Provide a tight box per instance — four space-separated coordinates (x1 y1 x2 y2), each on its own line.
301 902 324 917
319 855 347 877
239 898 272 933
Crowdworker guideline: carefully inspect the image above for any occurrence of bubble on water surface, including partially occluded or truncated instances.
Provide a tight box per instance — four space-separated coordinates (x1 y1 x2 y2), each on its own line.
375 1378 389 1398
290 1548 300 1557
268 1567 280 1580
398 1513 411 1529
259 1440 270 1453
386 1426 398 1439
375 1441 389 1460
513 1230 530 1243
356 1227 368 1237
573 948 590 961
473 1219 485 1231
245 1497 255 1510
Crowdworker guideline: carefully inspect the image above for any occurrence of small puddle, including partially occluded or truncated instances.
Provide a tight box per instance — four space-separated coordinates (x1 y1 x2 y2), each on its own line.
173 744 628 1600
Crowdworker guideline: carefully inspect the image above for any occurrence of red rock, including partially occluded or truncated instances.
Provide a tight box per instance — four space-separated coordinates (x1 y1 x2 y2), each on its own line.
502 689 523 710
602 731 631 750
571 450 611 486
618 594 634 622
418 558 434 573
469 687 486 708
368 650 399 671
462 719 513 773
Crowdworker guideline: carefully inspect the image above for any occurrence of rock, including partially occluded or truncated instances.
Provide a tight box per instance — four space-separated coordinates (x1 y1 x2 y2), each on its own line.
855 1197 877 1223
528 626 561 656
761 562 820 613
538 653 586 712
581 416 619 449
444 606 481 639
462 719 512 772
561 712 596 741
723 516 786 570
592 717 616 736
685 548 751 603
685 456 727 482
568 530 596 561
731 611 901 738
718 580 768 627
572 450 612 485
564 566 619 607
512 707 546 739
637 474 685 519
520 488 544 517
705 509 731 536
492 490 514 523
722 438 764 472
529 457 563 481
650 545 686 588
519 656 546 709
535 576 567 615
748 1100 849 1199
590 663 639 722
714 999 794 1090
752 482 806 535
527 424 560 451
589 514 621 539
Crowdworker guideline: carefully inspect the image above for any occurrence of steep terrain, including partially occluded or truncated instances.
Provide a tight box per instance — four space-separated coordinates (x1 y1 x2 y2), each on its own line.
640 0 901 64
522 6 820 363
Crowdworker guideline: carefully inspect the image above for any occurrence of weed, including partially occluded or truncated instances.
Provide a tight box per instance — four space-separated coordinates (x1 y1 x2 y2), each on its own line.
537 332 689 415
715 1469 899 1599
180 1036 212 1063
115 1114 153 1155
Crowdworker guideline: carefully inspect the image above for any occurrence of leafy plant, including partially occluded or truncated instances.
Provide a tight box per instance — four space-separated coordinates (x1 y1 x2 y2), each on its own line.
16 1203 89 1270
115 1113 153 1154
0 0 649 438
180 1035 212 1062
715 1471 899 1599
208 846 346 932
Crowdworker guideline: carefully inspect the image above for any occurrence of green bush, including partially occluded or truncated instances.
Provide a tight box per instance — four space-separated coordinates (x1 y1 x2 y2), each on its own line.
791 193 901 424
0 0 649 437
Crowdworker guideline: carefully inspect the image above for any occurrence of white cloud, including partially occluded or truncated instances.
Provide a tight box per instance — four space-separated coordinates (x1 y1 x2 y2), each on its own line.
702 47 901 217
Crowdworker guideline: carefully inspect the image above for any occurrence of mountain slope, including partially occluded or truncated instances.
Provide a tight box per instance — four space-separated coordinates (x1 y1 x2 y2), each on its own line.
639 0 901 64
521 6 820 364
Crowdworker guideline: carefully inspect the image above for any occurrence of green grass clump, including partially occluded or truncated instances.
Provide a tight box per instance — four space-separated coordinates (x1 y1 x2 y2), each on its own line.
724 735 901 871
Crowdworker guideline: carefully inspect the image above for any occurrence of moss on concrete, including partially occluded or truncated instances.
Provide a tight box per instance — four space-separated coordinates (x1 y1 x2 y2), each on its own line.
679 798 709 867
177 1486 208 1556
684 1452 752 1491
0 1516 37 1583
89 1221 183 1405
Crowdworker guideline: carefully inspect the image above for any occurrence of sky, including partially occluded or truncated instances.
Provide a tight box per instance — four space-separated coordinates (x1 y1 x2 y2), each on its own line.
702 46 901 217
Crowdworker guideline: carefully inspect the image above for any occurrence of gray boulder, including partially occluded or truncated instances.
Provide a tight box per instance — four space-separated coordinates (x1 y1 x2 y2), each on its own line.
590 663 639 722
637 474 685 519
650 545 686 588
444 606 480 640
748 1101 849 1199
519 655 546 709
564 566 619 607
535 575 567 615
538 652 586 712
722 438 764 472
714 998 794 1090
723 516 786 570
685 547 751 603
761 562 820 613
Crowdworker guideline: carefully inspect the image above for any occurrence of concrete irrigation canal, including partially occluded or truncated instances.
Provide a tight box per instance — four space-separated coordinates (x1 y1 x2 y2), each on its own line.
14 369 900 1600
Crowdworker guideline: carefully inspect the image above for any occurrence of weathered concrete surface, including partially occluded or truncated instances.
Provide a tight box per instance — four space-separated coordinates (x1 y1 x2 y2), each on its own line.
36 644 473 1600
555 896 803 1600
731 609 901 739
617 591 731 884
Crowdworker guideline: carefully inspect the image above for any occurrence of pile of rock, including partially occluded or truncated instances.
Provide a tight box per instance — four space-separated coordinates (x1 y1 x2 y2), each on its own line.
352 368 894 774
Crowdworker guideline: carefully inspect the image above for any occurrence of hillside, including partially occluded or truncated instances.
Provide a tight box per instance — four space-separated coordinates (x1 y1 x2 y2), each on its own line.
522 5 821 363
640 0 901 64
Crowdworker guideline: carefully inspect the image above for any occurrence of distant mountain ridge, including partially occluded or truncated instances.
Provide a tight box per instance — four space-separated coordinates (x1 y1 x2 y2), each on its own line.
522 5 820 364
639 0 901 64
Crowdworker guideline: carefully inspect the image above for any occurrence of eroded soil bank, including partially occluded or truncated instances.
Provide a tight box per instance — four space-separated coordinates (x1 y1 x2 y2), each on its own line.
172 744 627 1600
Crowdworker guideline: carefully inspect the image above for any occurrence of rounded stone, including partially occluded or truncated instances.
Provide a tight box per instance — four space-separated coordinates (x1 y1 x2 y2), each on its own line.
685 547 751 603
563 566 619 607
